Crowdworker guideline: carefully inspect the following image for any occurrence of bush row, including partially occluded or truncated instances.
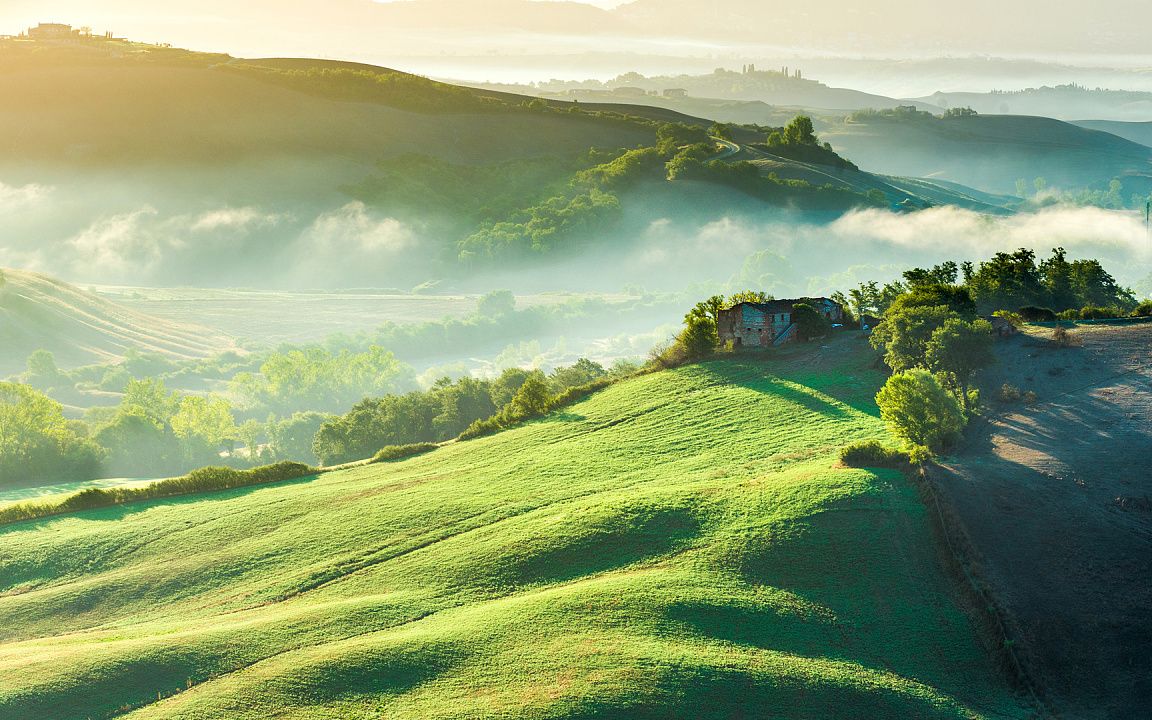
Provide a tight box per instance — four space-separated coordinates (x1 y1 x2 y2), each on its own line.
0 462 315 526
458 376 617 441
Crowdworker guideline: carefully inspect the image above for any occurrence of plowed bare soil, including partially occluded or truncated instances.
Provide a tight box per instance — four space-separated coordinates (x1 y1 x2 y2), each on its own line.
935 323 1152 719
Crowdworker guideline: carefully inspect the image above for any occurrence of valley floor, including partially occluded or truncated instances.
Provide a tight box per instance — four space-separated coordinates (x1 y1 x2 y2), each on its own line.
0 337 1029 719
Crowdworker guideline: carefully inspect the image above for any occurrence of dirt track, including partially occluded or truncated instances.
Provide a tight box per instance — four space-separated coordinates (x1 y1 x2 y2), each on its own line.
934 323 1152 719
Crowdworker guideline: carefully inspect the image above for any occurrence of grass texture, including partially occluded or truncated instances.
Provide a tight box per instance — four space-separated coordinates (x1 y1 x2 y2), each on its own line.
0 339 1028 719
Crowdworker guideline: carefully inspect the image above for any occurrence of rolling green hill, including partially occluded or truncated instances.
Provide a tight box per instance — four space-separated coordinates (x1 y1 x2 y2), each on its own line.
0 338 1028 719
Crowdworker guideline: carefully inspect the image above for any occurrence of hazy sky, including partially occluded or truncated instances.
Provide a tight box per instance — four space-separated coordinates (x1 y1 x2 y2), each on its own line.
4 0 1152 86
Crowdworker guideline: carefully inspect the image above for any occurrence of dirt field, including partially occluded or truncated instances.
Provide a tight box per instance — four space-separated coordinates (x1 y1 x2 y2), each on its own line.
95 287 640 346
934 323 1152 719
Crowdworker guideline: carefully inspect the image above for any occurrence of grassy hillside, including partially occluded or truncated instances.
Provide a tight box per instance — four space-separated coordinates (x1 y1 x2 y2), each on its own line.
0 338 1027 719
1073 120 1152 150
0 45 655 173
822 112 1152 197
0 268 234 376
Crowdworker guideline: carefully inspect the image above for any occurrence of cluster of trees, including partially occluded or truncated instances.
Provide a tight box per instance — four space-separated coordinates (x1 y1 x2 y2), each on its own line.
1016 176 1147 211
866 266 1000 457
759 115 857 171
460 122 715 260
0 375 257 486
312 358 631 466
460 188 622 259
460 117 876 260
847 106 939 123
230 346 413 415
87 379 241 477
0 382 102 487
844 249 1137 320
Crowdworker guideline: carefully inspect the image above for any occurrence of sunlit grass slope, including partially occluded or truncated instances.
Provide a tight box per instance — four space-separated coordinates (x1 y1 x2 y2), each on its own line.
0 339 1027 719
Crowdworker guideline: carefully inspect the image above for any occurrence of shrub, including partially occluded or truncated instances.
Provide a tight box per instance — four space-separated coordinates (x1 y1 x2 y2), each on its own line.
1051 326 1080 347
1017 306 1056 322
677 315 719 359
907 445 935 466
1078 305 1113 320
838 440 910 469
58 488 116 513
992 310 1024 327
549 377 614 407
1132 301 1152 318
371 443 438 464
459 416 503 441
648 339 691 370
245 462 314 484
997 384 1038 405
1056 309 1080 321
875 370 967 453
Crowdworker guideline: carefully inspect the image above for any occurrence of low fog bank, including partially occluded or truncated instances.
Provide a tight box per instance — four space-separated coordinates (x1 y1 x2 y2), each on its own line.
486 203 1152 299
2 173 1149 300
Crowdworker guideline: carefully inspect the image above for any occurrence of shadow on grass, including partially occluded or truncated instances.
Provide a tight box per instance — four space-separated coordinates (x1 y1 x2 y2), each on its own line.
698 361 877 419
539 411 588 424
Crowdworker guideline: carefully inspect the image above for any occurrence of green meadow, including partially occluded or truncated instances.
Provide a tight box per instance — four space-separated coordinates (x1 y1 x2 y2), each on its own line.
0 338 1028 719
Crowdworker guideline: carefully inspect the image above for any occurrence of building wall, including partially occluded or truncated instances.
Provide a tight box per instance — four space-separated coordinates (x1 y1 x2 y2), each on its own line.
719 305 793 348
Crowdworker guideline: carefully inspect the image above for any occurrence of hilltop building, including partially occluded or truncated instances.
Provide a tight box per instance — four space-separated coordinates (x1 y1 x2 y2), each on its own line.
21 24 120 42
27 23 78 40
718 298 844 349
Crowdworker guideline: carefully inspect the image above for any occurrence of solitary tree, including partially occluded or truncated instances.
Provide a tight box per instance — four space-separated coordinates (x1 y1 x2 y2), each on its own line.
875 370 967 454
782 115 818 145
925 318 995 411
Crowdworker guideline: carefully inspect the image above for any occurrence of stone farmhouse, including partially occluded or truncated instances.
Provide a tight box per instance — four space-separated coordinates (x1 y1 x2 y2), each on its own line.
718 298 844 349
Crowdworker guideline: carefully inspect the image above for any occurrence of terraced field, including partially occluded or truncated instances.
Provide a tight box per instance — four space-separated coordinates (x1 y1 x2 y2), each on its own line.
0 339 1029 719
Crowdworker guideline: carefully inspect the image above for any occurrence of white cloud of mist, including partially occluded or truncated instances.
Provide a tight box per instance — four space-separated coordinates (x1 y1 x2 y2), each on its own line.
0 181 52 213
6 185 1150 295
190 207 283 233
292 202 421 285
303 202 414 256
13 201 421 287
828 206 1152 265
612 205 1152 296
67 207 169 275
